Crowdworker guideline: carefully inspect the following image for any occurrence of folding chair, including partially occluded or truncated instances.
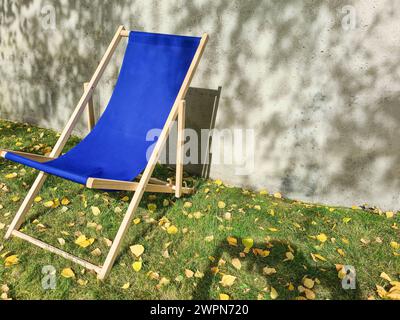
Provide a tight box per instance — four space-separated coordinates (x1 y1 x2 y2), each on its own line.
0 26 208 280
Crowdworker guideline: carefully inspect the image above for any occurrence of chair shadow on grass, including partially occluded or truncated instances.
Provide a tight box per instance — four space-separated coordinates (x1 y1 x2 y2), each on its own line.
193 238 362 300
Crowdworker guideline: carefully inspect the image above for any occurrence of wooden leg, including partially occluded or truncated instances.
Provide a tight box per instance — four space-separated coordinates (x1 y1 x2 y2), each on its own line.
4 172 48 239
84 82 95 131
175 100 186 198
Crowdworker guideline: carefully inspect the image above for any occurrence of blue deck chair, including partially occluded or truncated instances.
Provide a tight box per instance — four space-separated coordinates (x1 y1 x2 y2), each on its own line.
0 26 208 279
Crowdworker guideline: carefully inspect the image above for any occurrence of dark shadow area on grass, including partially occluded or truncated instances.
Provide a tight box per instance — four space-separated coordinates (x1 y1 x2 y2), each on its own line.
193 238 362 300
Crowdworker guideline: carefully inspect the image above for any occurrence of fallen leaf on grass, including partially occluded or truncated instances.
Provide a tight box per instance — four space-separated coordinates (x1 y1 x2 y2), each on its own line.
316 233 328 243
122 282 130 290
61 197 70 205
270 287 278 299
219 293 230 300
311 253 327 262
147 203 157 212
220 275 236 287
185 269 194 278
263 267 277 275
34 196 42 203
132 261 142 272
231 258 241 270
91 248 102 257
75 235 95 248
303 277 315 289
284 252 294 262
4 255 18 267
386 211 394 219
227 236 238 246
91 206 101 216
130 244 145 258
167 225 178 235
61 268 75 278
4 173 17 179
218 201 226 209
77 279 88 286
242 238 254 249
380 272 392 282
273 192 282 199
337 248 346 257
342 217 352 224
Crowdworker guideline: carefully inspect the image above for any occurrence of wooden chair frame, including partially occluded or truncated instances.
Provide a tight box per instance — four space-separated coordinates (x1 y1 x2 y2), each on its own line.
0 26 208 280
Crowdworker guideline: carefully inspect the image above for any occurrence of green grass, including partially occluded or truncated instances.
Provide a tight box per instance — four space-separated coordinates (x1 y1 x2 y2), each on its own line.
0 118 399 300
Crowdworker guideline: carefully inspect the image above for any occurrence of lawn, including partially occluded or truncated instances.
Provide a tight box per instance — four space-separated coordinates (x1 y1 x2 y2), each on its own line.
0 118 399 300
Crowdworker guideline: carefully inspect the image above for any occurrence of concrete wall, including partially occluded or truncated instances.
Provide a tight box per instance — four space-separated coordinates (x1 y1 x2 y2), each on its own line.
1 0 400 210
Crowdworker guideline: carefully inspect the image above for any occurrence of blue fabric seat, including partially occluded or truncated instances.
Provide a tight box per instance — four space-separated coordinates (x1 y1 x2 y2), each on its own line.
5 31 201 185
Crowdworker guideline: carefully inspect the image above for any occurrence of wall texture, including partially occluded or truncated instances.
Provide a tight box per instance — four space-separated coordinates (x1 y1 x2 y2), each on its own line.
1 0 400 210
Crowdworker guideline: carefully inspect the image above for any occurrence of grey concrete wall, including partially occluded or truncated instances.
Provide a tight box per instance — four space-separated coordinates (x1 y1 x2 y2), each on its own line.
1 0 400 210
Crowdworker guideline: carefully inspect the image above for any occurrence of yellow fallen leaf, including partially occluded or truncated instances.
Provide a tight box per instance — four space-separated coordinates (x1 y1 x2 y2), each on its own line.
77 279 88 286
263 267 277 275
342 217 352 224
130 244 145 258
5 173 17 179
316 233 328 243
284 252 294 262
259 189 268 195
227 236 238 246
91 206 101 216
219 293 230 300
380 272 392 282
61 197 70 206
287 283 295 291
195 270 204 278
121 196 130 202
132 261 142 272
90 248 102 257
34 196 42 203
122 282 130 289
270 286 279 299
167 225 178 235
242 238 254 249
311 253 327 262
204 235 214 242
390 241 400 250
114 206 122 214
231 258 241 270
75 235 95 248
342 238 350 245
386 211 394 219
218 201 226 209
303 277 314 289
376 285 387 298
215 179 223 186
133 218 141 225
147 203 157 212
4 255 19 267
273 192 282 199
220 275 236 287
43 200 54 208
304 288 316 300
11 196 20 202
254 205 261 211
61 268 75 278
268 227 279 232
183 202 192 209
337 248 346 257
185 269 194 278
